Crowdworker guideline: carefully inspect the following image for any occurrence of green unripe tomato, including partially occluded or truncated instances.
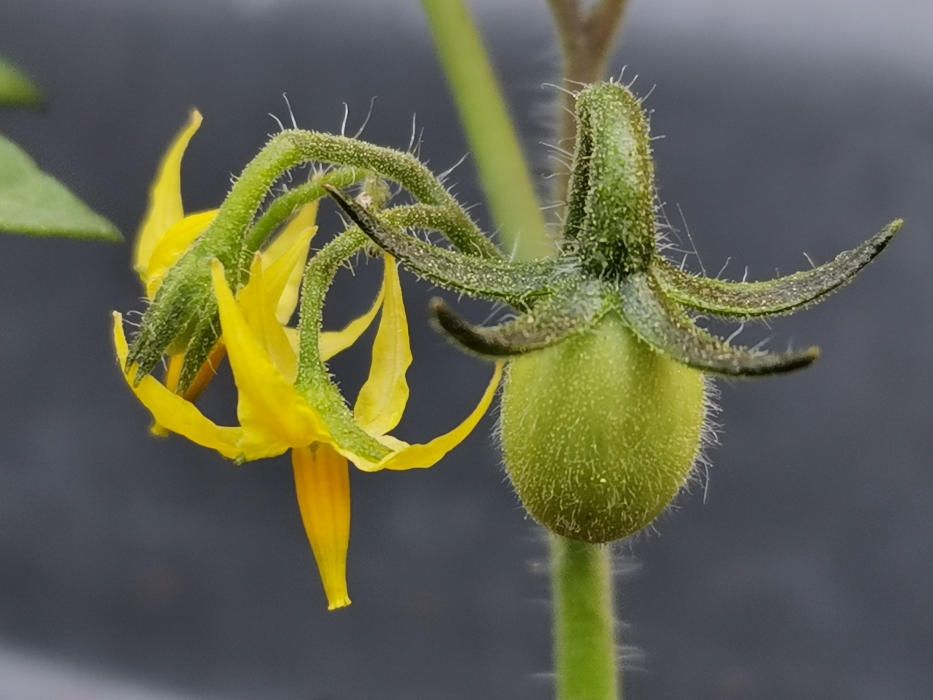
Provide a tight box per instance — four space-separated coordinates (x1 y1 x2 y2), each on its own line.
500 312 707 543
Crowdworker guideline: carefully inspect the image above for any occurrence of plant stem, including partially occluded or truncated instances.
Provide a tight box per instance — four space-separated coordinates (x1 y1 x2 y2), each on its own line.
551 536 618 700
420 0 551 260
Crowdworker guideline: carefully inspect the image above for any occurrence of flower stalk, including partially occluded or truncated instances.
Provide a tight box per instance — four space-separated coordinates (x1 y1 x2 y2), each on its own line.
551 536 618 700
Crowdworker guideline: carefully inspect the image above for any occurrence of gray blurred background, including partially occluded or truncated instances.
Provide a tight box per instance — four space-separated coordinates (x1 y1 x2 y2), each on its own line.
0 1 931 698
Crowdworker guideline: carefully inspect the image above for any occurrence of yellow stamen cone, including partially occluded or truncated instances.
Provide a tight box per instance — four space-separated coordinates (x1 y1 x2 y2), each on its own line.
292 444 352 611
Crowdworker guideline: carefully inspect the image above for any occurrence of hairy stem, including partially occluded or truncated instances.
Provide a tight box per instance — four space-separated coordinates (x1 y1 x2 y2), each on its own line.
551 536 618 700
242 166 364 258
216 128 499 283
421 0 551 259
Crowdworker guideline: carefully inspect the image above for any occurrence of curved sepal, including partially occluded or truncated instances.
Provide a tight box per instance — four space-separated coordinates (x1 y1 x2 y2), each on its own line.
176 303 223 391
618 274 819 376
324 185 561 305
431 281 610 357
653 219 903 319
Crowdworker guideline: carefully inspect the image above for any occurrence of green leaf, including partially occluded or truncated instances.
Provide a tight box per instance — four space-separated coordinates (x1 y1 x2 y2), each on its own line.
0 133 121 241
0 57 42 108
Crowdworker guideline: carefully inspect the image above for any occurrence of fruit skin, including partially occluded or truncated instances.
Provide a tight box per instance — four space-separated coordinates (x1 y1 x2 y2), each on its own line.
500 312 707 543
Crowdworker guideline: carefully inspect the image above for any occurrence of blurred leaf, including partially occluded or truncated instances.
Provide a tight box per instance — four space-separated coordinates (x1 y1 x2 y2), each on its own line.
0 133 121 241
0 56 42 108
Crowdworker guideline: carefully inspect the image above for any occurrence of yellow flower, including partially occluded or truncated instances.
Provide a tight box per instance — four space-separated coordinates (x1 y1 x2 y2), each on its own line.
114 249 502 610
131 110 318 418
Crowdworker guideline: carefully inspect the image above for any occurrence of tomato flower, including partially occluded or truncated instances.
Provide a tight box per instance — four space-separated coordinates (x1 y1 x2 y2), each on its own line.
115 245 500 609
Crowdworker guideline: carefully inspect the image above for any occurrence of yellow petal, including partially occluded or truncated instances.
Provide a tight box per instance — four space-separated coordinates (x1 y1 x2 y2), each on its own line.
292 444 352 611
211 261 326 454
151 345 227 438
144 209 218 297
238 255 298 381
262 201 319 324
318 283 384 362
372 362 504 472
353 256 411 436
150 352 185 437
112 312 242 459
134 110 202 277
253 218 315 328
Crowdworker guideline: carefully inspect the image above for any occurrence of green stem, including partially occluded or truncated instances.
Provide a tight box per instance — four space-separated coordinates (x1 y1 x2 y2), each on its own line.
242 166 364 256
551 536 618 700
421 0 551 260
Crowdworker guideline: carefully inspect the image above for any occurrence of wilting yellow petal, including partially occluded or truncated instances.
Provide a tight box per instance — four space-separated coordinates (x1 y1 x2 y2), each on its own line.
292 444 352 611
318 284 384 362
369 363 504 472
262 202 319 324
251 218 315 329
134 110 202 276
112 313 242 459
353 256 411 436
144 209 218 297
151 353 185 437
211 261 326 453
238 255 298 381
151 345 227 438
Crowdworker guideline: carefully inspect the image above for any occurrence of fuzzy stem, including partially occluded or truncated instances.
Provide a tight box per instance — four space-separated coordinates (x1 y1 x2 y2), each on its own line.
551 536 618 700
421 0 552 260
242 166 364 257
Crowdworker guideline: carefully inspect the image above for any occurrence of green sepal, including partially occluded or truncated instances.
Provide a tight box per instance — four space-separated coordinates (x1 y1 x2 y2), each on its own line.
177 310 223 390
126 227 237 382
653 219 903 319
566 83 657 277
325 185 564 305
618 273 819 376
295 230 391 464
0 57 41 108
0 134 120 241
431 280 610 357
